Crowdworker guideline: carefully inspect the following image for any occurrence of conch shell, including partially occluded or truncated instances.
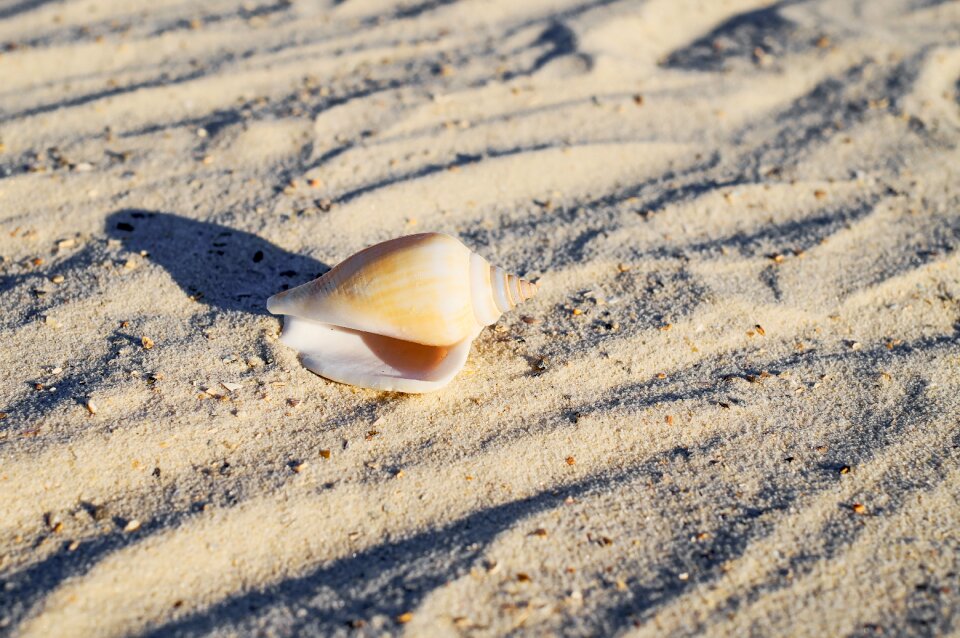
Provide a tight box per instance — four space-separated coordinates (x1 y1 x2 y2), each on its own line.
267 233 538 393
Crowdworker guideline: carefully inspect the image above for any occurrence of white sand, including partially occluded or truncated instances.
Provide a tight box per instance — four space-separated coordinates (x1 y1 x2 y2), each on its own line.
1 0 959 636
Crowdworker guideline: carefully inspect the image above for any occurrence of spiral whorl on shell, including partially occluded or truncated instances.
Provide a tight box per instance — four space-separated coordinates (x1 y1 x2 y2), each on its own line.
488 265 539 315
266 233 538 393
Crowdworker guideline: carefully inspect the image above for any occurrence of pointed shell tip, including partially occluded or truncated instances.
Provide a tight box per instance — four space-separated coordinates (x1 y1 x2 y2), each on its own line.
266 291 284 315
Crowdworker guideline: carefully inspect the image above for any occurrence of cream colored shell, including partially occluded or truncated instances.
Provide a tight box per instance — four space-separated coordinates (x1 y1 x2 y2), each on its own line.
267 233 538 393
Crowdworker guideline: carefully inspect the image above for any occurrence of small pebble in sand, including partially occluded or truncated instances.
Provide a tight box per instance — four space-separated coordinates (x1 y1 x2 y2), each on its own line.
633 94 644 106
665 415 674 425
851 503 866 514
565 456 576 465
85 400 98 415
319 449 331 459
531 528 548 537
516 573 532 583
396 612 413 624
141 336 155 350
124 519 141 532
755 324 766 336
814 189 828 200
50 275 64 284
521 315 538 324
43 512 63 529
308 178 323 188
839 465 851 475
291 462 307 473
67 540 80 551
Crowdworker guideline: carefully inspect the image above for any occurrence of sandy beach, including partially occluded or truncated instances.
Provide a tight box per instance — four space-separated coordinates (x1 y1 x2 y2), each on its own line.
1 0 959 635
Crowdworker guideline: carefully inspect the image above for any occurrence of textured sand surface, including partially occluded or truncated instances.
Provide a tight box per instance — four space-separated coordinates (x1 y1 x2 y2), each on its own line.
1 0 960 636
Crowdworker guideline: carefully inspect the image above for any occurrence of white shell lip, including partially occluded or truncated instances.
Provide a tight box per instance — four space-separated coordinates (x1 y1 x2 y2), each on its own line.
279 316 473 393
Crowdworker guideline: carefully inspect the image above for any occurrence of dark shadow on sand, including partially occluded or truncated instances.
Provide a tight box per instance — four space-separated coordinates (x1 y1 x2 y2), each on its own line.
105 210 329 316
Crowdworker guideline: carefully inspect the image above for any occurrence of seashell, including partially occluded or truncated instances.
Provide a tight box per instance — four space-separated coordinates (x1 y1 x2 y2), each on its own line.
267 233 538 393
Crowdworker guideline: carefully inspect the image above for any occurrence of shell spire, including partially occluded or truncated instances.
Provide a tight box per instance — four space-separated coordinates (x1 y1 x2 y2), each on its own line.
491 266 539 312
